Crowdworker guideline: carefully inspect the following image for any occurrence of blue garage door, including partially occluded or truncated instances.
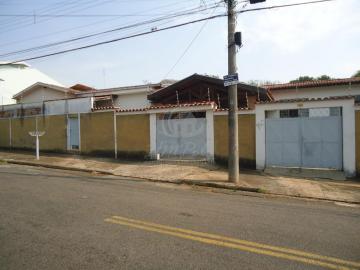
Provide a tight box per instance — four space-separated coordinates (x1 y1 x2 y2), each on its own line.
265 108 343 170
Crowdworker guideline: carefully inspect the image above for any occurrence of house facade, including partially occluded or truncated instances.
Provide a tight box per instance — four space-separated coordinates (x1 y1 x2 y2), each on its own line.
258 78 360 176
0 75 359 177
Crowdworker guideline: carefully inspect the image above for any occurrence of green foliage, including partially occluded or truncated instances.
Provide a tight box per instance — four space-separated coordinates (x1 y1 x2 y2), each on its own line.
317 75 331 80
290 76 315 83
352 70 360 78
290 75 332 83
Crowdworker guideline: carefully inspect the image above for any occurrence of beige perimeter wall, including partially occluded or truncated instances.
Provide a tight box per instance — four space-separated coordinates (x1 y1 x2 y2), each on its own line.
80 112 115 156
116 114 150 158
214 114 256 168
356 110 360 175
37 115 67 151
2 115 67 151
0 119 10 148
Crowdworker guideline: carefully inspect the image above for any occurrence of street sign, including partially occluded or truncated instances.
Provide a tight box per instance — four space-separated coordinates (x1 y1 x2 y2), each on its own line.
223 73 239 87
29 131 45 160
29 131 45 137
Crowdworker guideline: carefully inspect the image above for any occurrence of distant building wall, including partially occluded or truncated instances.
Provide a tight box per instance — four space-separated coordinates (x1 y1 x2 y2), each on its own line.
116 114 150 158
17 86 72 103
270 85 360 101
80 111 115 156
114 92 150 109
45 97 92 115
0 97 92 118
214 113 256 168
356 110 360 175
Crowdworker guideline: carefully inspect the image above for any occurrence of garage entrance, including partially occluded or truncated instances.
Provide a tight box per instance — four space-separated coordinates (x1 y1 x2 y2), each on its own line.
156 111 207 159
265 107 343 170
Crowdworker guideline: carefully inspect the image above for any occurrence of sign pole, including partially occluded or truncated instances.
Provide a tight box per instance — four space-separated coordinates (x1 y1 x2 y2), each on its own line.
36 135 39 160
227 0 239 184
29 131 45 160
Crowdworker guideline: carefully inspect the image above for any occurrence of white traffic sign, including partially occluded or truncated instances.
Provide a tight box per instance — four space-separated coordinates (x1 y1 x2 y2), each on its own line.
223 73 239 87
29 131 45 160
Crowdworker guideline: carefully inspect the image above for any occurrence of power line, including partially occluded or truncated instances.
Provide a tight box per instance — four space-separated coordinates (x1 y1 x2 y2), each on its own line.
5 14 225 64
236 0 335 14
0 0 207 48
0 3 222 58
2 0 336 64
0 0 213 31
0 0 115 33
163 4 219 78
0 13 215 17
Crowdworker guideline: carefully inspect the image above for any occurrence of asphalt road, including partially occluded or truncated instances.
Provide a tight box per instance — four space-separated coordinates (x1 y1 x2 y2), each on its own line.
0 163 359 270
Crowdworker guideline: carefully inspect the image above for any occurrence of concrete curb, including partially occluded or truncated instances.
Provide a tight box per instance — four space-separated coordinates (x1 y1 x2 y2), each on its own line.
2 158 359 205
1 159 261 192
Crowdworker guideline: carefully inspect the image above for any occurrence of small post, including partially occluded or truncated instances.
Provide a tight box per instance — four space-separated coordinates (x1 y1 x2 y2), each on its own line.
36 135 39 160
29 131 45 160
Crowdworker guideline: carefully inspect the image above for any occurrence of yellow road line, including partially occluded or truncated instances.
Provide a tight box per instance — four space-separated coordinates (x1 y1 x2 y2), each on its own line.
111 215 360 269
105 218 357 270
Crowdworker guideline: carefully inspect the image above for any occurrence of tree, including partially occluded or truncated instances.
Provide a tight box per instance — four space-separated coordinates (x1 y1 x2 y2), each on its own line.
317 75 331 80
290 75 332 83
352 70 360 78
290 76 315 83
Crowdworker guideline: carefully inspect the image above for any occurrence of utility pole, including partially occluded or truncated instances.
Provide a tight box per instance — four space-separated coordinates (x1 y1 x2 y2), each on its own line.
226 0 239 184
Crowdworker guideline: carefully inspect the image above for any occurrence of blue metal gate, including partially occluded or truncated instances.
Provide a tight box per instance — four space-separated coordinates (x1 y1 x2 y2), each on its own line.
265 109 342 170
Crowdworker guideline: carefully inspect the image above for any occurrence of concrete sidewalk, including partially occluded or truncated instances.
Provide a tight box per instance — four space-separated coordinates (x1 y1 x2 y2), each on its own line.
0 150 359 204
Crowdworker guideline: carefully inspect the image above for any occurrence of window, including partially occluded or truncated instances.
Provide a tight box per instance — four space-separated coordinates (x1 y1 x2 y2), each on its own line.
157 111 206 120
354 95 360 104
330 107 342 116
299 109 309 118
280 109 298 118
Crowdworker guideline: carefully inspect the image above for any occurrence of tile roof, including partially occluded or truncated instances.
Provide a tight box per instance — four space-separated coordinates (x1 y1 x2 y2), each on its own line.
92 106 117 111
116 108 147 113
257 96 355 104
93 101 217 113
148 101 216 110
215 107 250 111
70 83 95 91
264 77 360 91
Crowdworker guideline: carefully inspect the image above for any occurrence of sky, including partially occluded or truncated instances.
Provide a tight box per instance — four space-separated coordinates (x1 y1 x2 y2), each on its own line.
0 0 359 89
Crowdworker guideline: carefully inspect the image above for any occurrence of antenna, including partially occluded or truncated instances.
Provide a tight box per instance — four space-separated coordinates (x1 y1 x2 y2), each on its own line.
245 91 249 108
176 90 179 105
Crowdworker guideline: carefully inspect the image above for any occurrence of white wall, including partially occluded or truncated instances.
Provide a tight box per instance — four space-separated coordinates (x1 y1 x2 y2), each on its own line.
271 85 360 100
114 92 150 109
0 63 63 105
45 97 92 115
18 86 74 103
0 97 92 117
255 99 356 177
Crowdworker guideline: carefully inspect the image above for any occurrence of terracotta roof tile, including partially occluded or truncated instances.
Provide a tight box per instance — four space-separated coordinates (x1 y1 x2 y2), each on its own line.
264 77 360 91
92 106 117 111
215 107 250 111
257 96 355 104
148 101 216 110
116 108 147 113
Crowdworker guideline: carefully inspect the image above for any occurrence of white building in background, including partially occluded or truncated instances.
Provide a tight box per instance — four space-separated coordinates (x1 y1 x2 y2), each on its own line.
0 62 63 105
